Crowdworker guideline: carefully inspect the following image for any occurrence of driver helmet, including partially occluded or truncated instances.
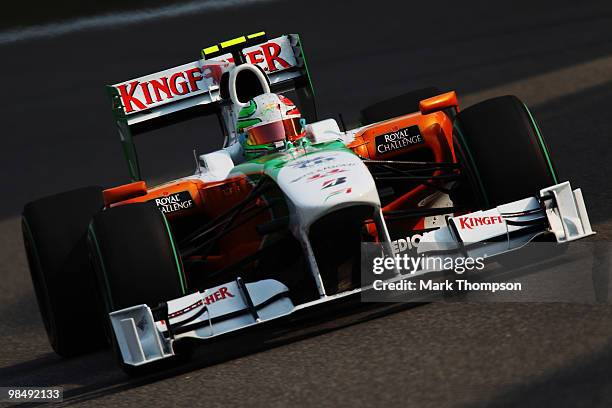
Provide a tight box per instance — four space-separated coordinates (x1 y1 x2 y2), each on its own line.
236 93 305 158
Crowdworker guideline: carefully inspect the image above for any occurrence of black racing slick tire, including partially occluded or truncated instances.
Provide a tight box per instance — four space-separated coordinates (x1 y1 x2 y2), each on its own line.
88 202 187 313
88 202 189 375
454 95 558 209
360 87 441 125
22 186 106 357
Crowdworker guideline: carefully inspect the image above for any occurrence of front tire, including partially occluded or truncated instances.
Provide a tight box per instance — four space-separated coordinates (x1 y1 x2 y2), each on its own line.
454 95 558 208
88 202 188 374
88 202 187 312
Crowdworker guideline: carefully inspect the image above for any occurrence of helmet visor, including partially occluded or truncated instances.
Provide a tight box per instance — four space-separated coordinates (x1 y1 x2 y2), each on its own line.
282 117 304 142
247 118 304 145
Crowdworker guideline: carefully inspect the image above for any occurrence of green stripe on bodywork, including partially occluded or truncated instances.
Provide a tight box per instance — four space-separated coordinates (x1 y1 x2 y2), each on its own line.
296 34 316 97
106 85 142 182
87 223 114 311
231 140 351 181
453 121 490 208
161 213 186 295
523 104 558 184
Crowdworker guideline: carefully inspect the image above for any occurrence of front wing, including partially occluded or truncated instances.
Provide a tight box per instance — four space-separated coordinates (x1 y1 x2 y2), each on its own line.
110 181 594 367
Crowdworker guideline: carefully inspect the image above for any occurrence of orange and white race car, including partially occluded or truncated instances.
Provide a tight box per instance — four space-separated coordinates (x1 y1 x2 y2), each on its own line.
22 32 593 372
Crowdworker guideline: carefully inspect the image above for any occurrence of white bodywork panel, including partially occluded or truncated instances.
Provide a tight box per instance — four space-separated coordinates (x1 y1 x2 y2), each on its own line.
198 150 235 181
418 182 594 257
274 149 381 229
306 119 344 144
110 279 293 366
541 182 593 242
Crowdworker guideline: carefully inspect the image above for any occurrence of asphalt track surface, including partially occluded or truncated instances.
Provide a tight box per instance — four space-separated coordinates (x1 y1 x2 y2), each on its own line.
2 0 612 406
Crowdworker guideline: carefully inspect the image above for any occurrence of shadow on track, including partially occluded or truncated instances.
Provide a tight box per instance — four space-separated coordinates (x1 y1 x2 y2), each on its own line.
1 299 420 407
6 242 609 406
473 339 612 408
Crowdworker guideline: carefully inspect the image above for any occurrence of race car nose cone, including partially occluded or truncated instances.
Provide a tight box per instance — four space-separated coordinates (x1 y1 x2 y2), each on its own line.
274 147 380 229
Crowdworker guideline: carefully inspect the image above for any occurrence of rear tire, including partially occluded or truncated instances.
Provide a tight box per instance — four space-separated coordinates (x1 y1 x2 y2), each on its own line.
360 87 441 125
454 95 558 208
22 186 106 357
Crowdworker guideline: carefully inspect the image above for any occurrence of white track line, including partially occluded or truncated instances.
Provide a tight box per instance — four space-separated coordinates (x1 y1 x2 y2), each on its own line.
0 0 277 46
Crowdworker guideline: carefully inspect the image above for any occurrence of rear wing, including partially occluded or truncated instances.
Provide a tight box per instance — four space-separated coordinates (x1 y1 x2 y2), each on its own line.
106 32 316 181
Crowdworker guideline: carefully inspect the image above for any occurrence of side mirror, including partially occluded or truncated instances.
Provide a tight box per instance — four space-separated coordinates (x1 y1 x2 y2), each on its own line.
419 91 459 115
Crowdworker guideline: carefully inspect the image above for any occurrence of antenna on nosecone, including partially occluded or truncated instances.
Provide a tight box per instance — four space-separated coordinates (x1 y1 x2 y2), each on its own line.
193 149 202 174
338 113 347 132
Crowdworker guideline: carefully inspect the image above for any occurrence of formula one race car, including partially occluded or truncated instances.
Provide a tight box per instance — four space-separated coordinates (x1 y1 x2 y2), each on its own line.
22 32 594 370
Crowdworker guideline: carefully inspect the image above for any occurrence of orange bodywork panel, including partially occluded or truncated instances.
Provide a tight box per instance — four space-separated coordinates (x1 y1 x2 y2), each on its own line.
419 91 459 115
103 181 147 207
348 107 458 231
112 179 205 216
110 174 272 269
348 110 455 161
